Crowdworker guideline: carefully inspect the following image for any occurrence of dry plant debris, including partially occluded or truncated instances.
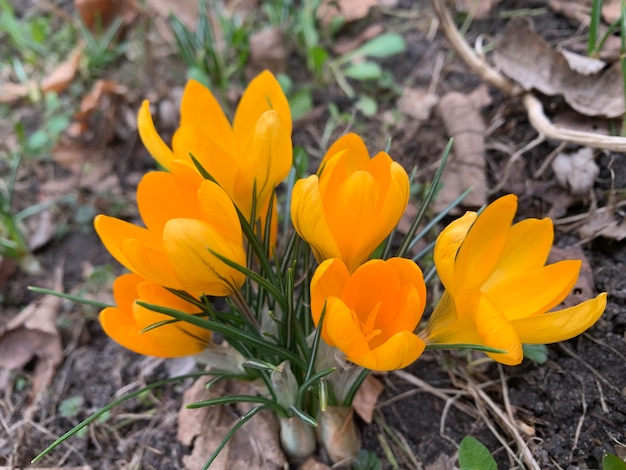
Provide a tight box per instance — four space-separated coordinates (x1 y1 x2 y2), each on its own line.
493 17 625 119
551 147 599 195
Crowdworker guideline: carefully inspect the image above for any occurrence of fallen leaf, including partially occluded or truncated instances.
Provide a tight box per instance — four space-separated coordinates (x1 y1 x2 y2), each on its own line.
398 87 439 121
178 376 287 470
602 0 622 23
26 210 55 251
456 0 501 19
352 374 384 424
74 0 138 34
435 85 491 210
548 245 596 307
249 27 289 75
298 457 331 470
493 17 625 118
0 266 64 398
0 46 84 104
577 206 626 241
552 147 599 195
317 0 380 25
548 0 591 25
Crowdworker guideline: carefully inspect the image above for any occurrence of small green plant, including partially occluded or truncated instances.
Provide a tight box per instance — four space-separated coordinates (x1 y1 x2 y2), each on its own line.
458 436 498 470
168 0 249 95
603 453 626 470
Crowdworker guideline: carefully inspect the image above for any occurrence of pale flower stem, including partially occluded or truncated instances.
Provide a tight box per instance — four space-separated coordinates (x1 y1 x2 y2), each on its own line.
231 290 261 332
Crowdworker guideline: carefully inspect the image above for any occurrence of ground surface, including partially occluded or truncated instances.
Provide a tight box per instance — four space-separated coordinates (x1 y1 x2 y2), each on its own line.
1 1 625 469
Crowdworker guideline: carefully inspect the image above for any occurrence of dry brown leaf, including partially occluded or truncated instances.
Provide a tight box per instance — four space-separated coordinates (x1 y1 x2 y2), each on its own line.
74 0 138 33
0 266 63 397
249 27 289 75
146 0 198 29
456 0 501 20
548 245 596 307
26 210 55 252
434 85 491 211
493 17 625 118
0 45 83 104
332 24 384 55
548 0 591 25
602 0 622 23
577 207 626 241
398 87 439 121
551 147 599 195
352 374 383 424
178 376 287 470
68 79 128 137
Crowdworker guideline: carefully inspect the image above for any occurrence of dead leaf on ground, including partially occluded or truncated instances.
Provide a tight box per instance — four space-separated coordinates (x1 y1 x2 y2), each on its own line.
298 457 331 470
602 0 622 23
552 147 599 195
317 0 393 25
577 206 626 241
74 0 138 34
249 27 289 75
352 374 383 424
434 85 491 211
0 45 83 104
68 79 129 138
493 17 625 118
0 266 64 397
548 0 591 25
398 86 439 121
456 0 501 20
178 376 287 470
549 245 596 307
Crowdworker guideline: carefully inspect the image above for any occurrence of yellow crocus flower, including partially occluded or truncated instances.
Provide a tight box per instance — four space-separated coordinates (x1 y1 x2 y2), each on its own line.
95 167 246 297
137 70 292 222
423 194 607 365
291 133 409 272
311 257 426 371
100 273 210 357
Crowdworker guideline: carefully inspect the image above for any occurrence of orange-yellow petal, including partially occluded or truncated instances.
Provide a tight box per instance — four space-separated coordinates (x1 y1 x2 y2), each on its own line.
485 260 581 321
511 293 606 344
179 79 236 157
433 212 477 291
475 294 524 365
291 176 341 263
310 258 349 326
349 331 425 371
162 218 246 296
233 70 291 151
121 238 182 289
137 100 175 170
323 296 369 356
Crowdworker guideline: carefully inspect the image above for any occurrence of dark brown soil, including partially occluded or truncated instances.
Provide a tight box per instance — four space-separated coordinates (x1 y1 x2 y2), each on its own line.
1 1 625 469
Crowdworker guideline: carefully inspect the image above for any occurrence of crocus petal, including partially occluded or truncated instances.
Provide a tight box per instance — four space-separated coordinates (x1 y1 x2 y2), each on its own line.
233 70 292 150
94 215 160 271
486 260 581 321
121 238 182 289
137 171 204 232
137 100 175 170
179 79 236 157
476 294 524 365
482 218 554 290
323 297 370 356
310 258 350 326
320 132 370 169
100 274 210 357
350 332 425 371
291 176 341 262
433 211 477 291
453 194 518 296
235 109 292 215
196 180 244 245
163 218 246 296
512 293 607 344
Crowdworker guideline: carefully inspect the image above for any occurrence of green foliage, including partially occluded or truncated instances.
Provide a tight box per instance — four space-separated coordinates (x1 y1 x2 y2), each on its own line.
353 449 383 470
603 454 626 470
458 436 498 470
168 0 249 94
58 396 85 418
522 344 549 364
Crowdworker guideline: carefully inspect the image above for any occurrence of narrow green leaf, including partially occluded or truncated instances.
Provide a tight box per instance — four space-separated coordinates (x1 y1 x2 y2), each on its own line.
343 61 382 81
425 343 507 354
603 453 626 470
28 286 111 309
288 405 317 427
346 33 406 60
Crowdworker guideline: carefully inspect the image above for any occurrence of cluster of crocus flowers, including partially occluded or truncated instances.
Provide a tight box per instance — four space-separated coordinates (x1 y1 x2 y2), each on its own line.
421 194 607 365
